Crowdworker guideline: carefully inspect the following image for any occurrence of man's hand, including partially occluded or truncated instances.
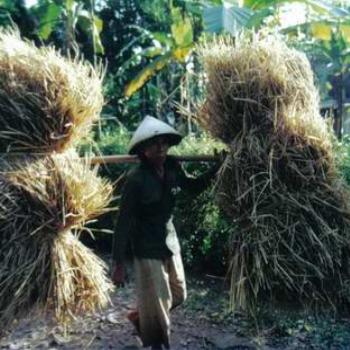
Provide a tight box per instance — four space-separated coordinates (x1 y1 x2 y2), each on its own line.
111 263 125 287
211 149 228 176
214 148 228 164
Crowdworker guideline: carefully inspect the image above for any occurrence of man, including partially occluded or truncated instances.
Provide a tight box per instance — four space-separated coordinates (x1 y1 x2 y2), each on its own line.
112 116 220 349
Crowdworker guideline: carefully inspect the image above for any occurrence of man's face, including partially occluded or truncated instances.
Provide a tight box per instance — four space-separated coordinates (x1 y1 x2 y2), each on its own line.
142 136 170 164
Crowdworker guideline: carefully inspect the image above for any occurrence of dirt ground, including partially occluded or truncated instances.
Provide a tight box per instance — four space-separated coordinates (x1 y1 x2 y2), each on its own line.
0 274 258 350
1 275 350 350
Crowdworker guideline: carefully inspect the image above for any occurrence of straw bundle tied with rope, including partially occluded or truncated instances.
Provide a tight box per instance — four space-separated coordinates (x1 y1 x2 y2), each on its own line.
0 153 113 328
0 30 104 153
197 36 350 313
0 30 114 332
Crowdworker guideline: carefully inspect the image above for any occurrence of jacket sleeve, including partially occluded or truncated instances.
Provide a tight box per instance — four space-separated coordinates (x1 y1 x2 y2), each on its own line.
173 158 220 196
112 175 140 264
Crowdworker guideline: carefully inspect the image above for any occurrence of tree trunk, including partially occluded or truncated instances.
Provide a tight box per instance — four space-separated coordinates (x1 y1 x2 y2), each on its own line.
333 73 344 139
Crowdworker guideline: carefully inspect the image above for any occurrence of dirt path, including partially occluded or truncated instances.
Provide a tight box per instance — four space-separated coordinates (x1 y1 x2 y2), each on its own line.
0 276 257 350
1 276 350 349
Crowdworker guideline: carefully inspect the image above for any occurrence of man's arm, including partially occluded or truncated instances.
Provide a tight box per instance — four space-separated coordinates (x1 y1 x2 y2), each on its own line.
172 157 221 196
112 175 139 285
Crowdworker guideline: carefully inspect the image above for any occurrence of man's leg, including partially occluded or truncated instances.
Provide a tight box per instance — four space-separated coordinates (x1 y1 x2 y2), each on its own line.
127 309 140 334
167 253 187 309
134 258 172 349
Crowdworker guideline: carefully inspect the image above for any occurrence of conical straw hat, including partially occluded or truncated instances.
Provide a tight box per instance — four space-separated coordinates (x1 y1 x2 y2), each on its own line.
128 116 182 154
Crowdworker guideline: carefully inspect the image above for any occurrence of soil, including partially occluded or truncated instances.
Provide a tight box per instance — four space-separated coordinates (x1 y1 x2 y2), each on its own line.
1 275 350 349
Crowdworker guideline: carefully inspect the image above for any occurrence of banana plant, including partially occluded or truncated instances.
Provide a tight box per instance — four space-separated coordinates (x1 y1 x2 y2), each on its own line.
27 0 104 54
242 0 347 15
202 0 349 34
279 4 350 138
294 25 350 138
203 1 272 34
283 19 350 41
124 3 194 97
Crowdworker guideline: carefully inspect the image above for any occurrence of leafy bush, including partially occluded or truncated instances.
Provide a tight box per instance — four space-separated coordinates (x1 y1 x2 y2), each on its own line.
335 135 350 185
175 188 232 275
171 133 230 275
171 132 225 172
79 126 131 179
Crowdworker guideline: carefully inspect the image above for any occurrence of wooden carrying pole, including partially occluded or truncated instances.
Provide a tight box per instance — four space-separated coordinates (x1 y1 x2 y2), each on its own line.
89 154 217 165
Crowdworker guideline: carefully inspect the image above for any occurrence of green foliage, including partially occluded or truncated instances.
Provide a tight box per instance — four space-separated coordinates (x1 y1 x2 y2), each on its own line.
79 126 130 155
251 308 350 348
124 52 172 97
0 0 104 57
203 3 259 35
33 1 62 40
77 11 104 54
171 5 193 47
0 0 37 39
171 134 230 275
170 133 225 176
79 126 131 178
124 1 195 97
97 0 198 127
171 133 225 155
335 134 350 184
242 0 348 16
175 188 232 275
139 0 170 25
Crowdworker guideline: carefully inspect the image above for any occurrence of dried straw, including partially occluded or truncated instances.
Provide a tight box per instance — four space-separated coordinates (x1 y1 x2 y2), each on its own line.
0 29 104 153
0 153 113 328
198 36 329 148
197 35 350 313
51 230 112 322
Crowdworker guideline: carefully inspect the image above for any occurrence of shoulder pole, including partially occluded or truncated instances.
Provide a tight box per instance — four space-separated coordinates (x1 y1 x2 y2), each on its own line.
88 155 217 165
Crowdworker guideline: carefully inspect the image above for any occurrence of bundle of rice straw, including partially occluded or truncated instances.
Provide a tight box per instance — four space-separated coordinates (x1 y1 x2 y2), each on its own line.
0 30 114 331
0 153 113 328
197 36 350 313
0 29 103 153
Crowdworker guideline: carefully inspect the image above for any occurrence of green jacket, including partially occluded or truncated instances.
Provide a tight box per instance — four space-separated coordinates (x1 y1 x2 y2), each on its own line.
112 156 218 263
